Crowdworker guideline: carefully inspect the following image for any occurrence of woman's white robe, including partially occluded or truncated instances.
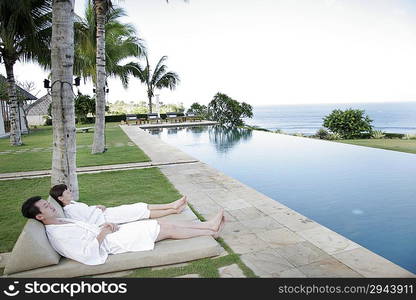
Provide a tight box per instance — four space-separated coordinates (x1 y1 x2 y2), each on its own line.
63 201 150 225
45 218 160 265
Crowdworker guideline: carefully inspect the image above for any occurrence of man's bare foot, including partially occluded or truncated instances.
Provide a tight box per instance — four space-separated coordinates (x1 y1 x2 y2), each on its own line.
172 196 187 210
213 216 225 239
207 208 224 232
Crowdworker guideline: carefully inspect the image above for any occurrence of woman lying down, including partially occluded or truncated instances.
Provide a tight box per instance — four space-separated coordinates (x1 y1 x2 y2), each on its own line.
21 195 225 265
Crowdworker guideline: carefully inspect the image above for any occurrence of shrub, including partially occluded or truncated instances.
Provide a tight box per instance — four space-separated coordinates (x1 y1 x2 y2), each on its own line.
327 132 342 140
187 102 209 119
385 133 405 139
75 94 95 124
371 130 386 139
293 132 304 137
315 128 329 139
323 108 373 139
402 133 416 140
274 129 283 134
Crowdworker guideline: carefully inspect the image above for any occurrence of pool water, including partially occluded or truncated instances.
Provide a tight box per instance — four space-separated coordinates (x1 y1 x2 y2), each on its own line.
146 125 416 273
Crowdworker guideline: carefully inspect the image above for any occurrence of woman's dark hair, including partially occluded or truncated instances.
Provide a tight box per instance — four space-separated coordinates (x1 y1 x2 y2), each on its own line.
21 196 42 219
49 184 67 207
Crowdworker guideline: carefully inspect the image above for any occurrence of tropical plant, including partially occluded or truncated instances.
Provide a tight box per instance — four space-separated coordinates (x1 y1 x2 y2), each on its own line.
0 0 51 145
207 92 253 127
293 132 305 137
50 0 79 200
132 54 180 113
371 130 386 139
74 1 145 153
74 3 145 87
75 94 95 124
315 128 330 139
187 102 209 119
323 108 373 139
327 132 342 140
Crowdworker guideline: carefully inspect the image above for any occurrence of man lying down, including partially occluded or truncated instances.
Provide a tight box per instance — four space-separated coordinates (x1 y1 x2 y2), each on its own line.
21 196 225 265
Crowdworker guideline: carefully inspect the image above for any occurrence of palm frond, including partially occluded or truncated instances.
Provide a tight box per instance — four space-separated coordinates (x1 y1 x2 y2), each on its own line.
74 1 143 87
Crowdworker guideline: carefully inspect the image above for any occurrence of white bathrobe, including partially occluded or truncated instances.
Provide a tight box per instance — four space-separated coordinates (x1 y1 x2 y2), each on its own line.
45 218 160 265
63 201 150 225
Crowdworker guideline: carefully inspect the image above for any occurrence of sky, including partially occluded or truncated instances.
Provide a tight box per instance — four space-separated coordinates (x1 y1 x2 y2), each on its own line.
3 0 416 107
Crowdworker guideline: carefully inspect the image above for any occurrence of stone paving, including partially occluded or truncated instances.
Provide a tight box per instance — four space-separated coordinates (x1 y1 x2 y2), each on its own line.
121 125 416 278
0 160 198 181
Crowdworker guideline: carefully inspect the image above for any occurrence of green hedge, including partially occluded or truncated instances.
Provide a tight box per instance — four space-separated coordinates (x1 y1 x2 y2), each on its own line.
385 132 405 139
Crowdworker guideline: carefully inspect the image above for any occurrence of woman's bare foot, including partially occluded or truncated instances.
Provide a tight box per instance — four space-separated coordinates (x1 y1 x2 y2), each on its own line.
171 196 187 210
174 201 187 214
213 216 225 239
206 208 224 232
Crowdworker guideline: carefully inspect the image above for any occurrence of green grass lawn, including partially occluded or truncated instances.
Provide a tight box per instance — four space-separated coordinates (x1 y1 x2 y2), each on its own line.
0 167 256 278
0 168 180 253
0 123 150 173
335 138 416 154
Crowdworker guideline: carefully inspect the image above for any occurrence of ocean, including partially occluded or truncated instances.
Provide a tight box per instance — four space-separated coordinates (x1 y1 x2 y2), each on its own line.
244 101 416 135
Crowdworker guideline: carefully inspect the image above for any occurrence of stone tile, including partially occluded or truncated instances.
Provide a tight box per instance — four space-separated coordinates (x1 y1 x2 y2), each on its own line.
198 181 225 191
297 258 363 278
205 190 235 202
175 274 200 278
227 207 267 221
273 241 332 267
152 262 189 271
269 209 320 232
186 192 213 206
223 210 237 222
0 253 11 268
278 268 307 278
216 246 229 258
257 228 306 248
241 216 283 234
220 221 252 237
297 226 361 255
333 248 416 278
253 199 288 214
221 233 270 254
218 264 246 278
191 200 221 217
221 199 252 211
240 248 295 277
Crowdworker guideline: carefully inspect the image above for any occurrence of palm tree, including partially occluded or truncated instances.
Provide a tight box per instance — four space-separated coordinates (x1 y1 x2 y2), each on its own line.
74 3 145 87
132 54 180 113
50 0 79 200
75 1 145 154
0 0 51 145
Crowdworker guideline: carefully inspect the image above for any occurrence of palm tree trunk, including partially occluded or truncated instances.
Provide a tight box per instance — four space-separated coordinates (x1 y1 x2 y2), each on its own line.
4 60 22 146
148 94 153 113
92 1 106 154
51 0 79 200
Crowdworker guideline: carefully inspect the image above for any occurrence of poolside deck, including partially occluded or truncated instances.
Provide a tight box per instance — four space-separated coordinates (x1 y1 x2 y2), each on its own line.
121 125 415 278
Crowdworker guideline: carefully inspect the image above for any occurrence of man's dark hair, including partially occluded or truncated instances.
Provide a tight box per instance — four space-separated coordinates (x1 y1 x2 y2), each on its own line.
21 196 42 220
49 184 67 206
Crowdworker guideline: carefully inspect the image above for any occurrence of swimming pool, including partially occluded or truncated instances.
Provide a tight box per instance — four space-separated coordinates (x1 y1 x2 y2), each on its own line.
146 125 416 273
